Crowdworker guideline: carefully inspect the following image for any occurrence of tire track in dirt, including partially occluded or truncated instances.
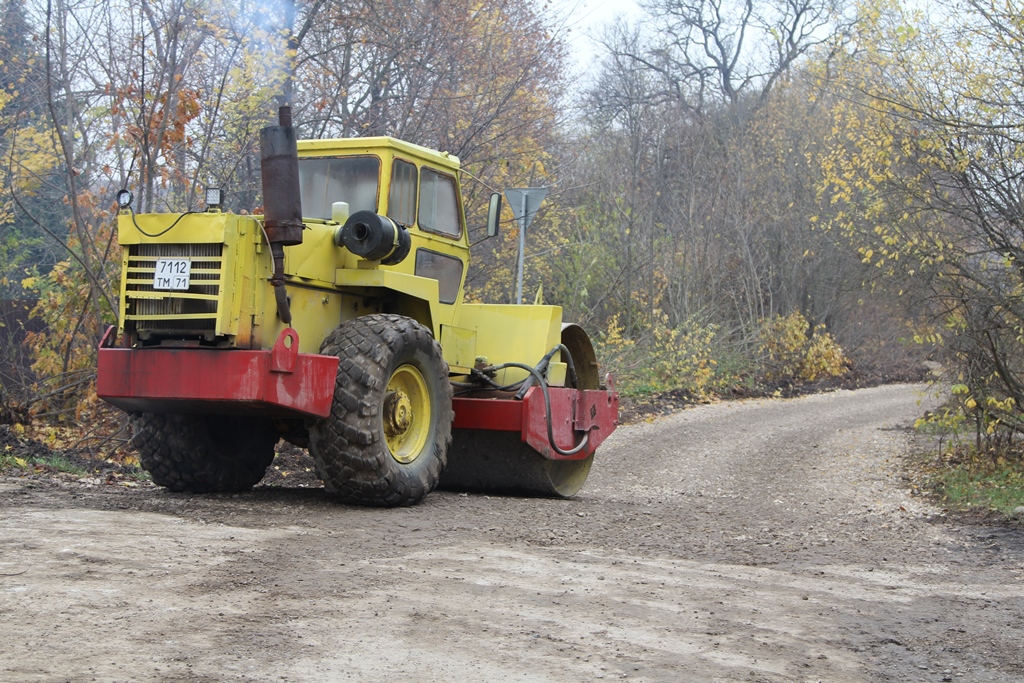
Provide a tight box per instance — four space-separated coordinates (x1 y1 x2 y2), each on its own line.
1 384 1022 682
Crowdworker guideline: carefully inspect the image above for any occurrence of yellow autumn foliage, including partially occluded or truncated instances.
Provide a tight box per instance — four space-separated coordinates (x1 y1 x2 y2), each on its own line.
758 311 848 382
594 311 719 396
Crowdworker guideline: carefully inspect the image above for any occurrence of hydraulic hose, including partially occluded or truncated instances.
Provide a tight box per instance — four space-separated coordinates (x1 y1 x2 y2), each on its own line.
452 343 590 457
498 361 590 457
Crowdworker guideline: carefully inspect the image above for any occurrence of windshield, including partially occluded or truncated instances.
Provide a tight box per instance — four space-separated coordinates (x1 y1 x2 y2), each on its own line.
298 156 381 219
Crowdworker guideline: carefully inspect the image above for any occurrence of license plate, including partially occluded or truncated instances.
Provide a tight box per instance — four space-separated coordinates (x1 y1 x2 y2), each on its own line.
153 258 191 290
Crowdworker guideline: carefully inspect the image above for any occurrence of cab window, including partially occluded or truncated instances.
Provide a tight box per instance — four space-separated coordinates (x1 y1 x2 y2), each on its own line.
388 159 417 226
418 168 461 237
415 249 463 304
298 156 380 219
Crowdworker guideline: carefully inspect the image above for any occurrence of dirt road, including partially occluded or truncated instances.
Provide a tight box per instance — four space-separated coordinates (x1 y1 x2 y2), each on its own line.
2 384 1023 682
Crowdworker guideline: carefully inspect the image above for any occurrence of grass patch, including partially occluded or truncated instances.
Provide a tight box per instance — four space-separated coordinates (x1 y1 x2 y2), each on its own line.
919 450 1024 516
0 451 88 476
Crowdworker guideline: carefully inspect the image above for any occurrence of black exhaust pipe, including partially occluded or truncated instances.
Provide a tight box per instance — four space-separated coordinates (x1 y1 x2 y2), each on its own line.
260 106 303 324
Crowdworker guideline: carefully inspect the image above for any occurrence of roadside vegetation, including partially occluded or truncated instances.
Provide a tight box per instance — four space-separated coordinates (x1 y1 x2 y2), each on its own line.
928 457 1024 517
910 387 1024 519
0 449 86 477
1 0 1022 513
909 440 1024 520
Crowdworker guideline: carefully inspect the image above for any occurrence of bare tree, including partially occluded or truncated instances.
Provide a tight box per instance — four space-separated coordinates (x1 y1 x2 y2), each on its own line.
637 0 848 115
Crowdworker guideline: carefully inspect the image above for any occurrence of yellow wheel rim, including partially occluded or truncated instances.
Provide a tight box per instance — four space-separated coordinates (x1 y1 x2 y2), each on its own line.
383 364 431 464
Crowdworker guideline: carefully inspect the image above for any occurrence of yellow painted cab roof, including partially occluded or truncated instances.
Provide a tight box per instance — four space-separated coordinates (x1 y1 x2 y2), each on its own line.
297 137 461 171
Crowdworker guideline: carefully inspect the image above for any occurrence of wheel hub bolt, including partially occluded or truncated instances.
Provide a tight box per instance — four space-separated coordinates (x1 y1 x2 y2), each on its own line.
384 391 413 436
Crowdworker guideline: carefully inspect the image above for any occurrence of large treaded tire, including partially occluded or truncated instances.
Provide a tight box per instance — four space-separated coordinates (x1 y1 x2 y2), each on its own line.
308 314 453 507
131 413 278 493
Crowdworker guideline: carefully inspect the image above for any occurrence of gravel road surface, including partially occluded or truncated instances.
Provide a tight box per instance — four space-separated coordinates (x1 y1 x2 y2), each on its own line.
1 384 1022 682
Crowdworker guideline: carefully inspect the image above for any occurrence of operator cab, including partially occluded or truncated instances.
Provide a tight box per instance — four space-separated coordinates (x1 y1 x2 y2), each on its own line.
296 137 470 304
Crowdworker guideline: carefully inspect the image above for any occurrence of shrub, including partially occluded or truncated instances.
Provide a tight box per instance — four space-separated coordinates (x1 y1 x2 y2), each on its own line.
758 311 848 382
594 312 719 397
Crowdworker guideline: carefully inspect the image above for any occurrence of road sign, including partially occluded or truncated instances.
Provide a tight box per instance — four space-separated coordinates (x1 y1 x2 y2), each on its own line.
504 187 548 233
504 187 549 305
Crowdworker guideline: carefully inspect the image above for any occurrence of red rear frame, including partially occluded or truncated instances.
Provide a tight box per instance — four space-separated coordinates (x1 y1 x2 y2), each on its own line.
97 327 619 460
97 328 339 418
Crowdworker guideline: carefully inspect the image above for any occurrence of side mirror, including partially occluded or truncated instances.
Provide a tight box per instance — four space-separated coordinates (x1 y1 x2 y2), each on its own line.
486 192 502 237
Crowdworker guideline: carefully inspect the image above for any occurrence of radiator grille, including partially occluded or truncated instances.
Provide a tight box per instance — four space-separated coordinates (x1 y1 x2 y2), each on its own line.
124 243 224 339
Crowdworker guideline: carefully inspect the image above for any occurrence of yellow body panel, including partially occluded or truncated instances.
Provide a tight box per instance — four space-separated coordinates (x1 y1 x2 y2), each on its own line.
117 210 240 246
449 304 563 385
116 211 262 346
439 326 477 374
113 137 564 374
282 221 340 287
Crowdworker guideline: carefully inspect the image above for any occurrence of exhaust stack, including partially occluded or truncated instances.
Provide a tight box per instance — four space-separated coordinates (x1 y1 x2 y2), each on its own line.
260 106 303 324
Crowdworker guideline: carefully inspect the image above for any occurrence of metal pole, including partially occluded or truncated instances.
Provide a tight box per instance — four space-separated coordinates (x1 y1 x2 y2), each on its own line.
516 194 526 304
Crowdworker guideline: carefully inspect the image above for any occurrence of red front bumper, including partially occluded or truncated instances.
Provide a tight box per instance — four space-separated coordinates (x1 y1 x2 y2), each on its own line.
96 328 340 418
452 381 619 461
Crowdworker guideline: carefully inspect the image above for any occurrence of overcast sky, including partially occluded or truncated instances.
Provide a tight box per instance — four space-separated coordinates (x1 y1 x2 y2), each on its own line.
553 0 644 73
